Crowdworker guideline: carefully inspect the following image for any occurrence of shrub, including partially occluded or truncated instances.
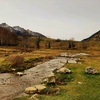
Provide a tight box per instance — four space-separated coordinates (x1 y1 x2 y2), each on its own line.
56 73 73 85
9 55 24 67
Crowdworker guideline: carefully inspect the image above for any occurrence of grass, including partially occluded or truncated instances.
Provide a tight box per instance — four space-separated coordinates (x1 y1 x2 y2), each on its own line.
38 54 100 100
13 96 29 100
0 47 67 73
0 47 100 100
13 52 100 100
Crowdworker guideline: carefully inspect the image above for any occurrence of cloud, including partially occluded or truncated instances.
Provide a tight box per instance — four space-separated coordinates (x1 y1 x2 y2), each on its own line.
0 0 100 40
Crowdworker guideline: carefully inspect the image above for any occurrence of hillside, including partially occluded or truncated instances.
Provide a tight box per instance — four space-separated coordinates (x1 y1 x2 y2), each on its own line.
82 30 100 41
0 27 18 45
0 23 46 38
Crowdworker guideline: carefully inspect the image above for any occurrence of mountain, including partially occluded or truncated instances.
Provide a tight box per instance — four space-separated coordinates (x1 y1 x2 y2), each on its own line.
0 23 15 32
26 29 46 37
13 26 31 36
82 30 100 41
0 23 46 38
0 26 18 46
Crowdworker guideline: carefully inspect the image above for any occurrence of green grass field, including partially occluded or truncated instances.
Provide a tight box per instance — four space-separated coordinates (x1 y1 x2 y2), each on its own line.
38 55 100 100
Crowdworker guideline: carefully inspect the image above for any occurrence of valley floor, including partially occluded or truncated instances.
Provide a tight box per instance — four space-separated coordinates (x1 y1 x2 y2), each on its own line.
0 47 100 100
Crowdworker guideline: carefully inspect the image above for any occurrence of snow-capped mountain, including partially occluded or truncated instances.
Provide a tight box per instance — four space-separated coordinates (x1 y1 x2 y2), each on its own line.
13 26 26 33
0 23 15 32
0 23 46 37
27 29 46 37
13 26 30 36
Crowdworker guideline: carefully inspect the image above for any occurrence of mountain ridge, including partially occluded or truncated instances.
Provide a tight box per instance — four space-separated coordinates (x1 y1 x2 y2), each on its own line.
82 30 100 41
0 23 46 38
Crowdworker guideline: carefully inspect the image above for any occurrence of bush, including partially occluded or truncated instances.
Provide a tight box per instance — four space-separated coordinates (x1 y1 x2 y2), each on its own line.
56 73 73 85
9 55 24 67
0 64 11 73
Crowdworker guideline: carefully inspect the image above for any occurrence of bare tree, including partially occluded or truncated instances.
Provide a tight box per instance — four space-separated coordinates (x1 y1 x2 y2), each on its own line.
35 36 41 49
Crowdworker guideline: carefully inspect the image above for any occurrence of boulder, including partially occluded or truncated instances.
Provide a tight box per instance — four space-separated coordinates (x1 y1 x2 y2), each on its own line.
85 67 98 74
25 84 46 94
35 84 46 93
47 73 56 83
56 67 71 74
25 86 37 94
42 73 56 84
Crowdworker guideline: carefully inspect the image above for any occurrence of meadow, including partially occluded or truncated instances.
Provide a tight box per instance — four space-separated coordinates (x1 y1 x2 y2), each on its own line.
38 51 100 100
0 47 67 73
0 46 100 100
12 50 100 100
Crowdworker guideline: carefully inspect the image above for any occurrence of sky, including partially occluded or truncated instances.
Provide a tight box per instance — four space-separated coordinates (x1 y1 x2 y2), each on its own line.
0 0 100 41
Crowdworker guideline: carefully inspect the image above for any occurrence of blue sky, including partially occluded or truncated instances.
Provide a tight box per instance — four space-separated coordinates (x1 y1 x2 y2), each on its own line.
0 0 100 40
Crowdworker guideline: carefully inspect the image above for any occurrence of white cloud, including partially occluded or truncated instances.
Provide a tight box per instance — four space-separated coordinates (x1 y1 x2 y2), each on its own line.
0 0 100 40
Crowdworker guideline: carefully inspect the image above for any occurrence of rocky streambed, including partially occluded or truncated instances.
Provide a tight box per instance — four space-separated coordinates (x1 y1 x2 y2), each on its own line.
0 52 89 100
0 57 68 100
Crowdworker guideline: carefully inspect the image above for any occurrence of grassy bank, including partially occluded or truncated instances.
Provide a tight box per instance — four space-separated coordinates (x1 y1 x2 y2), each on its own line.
38 55 100 100
0 47 68 72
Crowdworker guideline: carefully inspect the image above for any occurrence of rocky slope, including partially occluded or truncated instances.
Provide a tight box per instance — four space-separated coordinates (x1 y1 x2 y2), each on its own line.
82 30 100 41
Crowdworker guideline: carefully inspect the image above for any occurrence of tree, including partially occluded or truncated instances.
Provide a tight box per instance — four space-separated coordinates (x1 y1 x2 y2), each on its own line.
35 36 41 49
81 42 88 49
68 41 75 49
0 27 18 46
45 41 51 49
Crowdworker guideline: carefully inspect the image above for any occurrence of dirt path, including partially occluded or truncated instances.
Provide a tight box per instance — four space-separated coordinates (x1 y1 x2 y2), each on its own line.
0 57 67 100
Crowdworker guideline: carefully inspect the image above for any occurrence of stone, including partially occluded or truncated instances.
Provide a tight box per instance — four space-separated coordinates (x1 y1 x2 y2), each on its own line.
25 86 37 94
47 73 56 83
56 67 71 74
60 53 68 57
48 76 56 83
68 59 77 63
78 82 82 85
32 94 39 98
85 67 98 74
29 94 39 100
25 84 47 94
55 87 60 95
41 78 48 84
16 72 24 76
35 84 46 93
28 97 38 100
72 53 89 57
42 73 56 84
11 68 16 71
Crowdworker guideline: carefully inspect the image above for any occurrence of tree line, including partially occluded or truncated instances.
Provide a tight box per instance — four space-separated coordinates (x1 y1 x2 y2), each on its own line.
0 26 99 50
0 27 17 46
